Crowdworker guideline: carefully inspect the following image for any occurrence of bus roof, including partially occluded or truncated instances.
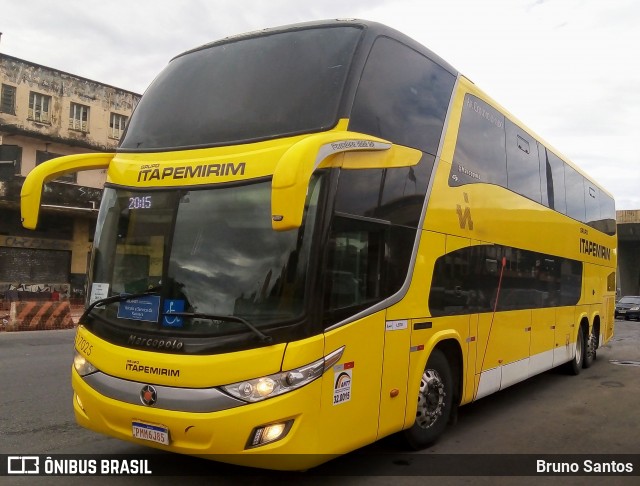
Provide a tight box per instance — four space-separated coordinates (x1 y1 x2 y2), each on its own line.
174 19 459 78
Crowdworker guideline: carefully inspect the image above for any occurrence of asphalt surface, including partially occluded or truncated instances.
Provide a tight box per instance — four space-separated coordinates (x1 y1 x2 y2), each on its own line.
1 319 639 485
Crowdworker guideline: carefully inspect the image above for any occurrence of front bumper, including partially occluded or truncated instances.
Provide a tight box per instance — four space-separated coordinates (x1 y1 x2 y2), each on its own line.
616 309 640 320
72 367 329 470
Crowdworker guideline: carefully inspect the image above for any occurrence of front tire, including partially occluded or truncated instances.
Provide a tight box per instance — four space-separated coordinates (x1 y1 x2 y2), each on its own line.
404 349 453 449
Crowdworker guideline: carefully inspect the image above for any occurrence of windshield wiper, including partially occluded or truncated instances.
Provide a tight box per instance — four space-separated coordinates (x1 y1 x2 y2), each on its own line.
80 286 162 323
161 311 273 344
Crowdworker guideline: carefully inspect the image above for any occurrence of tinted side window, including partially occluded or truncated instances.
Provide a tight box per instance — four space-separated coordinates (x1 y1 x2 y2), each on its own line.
333 154 435 227
584 181 600 227
451 95 506 187
564 164 586 222
538 143 549 207
323 156 434 326
429 244 583 316
324 215 387 312
597 191 616 235
583 185 617 236
323 214 415 326
505 120 541 203
544 149 567 214
349 37 455 156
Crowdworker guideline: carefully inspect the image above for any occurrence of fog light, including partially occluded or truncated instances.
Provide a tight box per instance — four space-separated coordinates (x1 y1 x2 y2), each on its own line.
263 423 286 442
246 420 294 449
75 393 85 411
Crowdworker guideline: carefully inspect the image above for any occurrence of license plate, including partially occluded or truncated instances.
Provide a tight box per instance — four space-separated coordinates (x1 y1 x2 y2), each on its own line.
132 421 170 445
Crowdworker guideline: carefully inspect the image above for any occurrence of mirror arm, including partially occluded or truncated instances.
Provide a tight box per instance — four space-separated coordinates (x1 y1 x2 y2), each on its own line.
21 153 114 229
271 131 391 231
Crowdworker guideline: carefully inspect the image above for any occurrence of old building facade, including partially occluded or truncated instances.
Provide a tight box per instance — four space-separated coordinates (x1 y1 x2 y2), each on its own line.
0 53 140 303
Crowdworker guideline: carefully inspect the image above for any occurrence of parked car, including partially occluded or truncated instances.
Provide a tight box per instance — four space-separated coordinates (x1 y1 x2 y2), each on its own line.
615 296 640 320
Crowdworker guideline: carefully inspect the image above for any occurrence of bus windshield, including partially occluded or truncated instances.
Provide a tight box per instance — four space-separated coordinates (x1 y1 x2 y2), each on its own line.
88 176 323 340
119 26 362 151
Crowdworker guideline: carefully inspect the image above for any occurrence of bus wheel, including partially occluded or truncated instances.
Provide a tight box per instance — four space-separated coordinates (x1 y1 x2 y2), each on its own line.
404 349 453 449
583 328 597 368
567 327 585 375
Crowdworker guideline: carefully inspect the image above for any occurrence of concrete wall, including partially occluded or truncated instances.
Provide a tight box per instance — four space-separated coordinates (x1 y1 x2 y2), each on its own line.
616 210 640 297
1 53 140 188
618 240 640 296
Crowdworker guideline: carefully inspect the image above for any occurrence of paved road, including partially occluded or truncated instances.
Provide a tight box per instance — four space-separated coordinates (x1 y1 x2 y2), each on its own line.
1 321 639 484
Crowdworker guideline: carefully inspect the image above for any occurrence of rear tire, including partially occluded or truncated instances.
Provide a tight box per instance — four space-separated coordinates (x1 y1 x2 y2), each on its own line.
583 327 597 368
404 349 453 449
567 327 585 375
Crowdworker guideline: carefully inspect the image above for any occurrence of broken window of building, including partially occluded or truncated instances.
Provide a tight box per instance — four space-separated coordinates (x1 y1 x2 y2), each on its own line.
109 112 128 139
69 102 90 132
28 91 52 123
1 84 17 114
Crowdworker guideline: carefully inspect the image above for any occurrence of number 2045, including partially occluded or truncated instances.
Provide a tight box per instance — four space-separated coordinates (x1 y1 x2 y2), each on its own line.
129 196 152 209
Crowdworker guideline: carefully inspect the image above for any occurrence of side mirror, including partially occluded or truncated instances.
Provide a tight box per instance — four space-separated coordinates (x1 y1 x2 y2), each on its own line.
271 131 422 231
21 153 114 229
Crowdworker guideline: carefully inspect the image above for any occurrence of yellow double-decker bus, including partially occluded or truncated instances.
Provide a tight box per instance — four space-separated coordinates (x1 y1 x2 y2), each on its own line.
21 20 616 470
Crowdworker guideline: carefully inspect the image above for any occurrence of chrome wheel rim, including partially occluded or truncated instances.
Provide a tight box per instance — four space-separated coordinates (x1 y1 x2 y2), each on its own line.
415 368 446 429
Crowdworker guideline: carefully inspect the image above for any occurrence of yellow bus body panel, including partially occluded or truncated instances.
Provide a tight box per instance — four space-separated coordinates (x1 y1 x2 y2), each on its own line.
75 326 287 387
106 136 307 188
66 75 616 470
73 315 393 469
318 312 385 454
426 76 617 403
72 368 326 470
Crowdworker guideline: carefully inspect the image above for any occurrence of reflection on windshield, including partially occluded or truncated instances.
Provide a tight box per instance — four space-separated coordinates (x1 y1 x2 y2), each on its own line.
119 27 362 150
88 177 322 337
168 182 311 325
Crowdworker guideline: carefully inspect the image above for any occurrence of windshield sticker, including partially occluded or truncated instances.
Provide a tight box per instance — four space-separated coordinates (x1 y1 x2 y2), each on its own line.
162 299 185 328
89 283 109 305
333 361 354 406
117 296 160 322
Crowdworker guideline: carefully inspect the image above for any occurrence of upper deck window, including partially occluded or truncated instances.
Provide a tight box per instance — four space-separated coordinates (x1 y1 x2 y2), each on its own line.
120 26 362 151
451 94 506 187
349 37 455 156
450 94 615 236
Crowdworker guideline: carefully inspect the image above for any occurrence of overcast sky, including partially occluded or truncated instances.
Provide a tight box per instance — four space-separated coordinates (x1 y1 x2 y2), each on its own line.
1 0 638 209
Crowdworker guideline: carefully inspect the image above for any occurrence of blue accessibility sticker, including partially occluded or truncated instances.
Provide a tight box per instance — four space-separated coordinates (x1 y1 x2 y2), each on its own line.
162 299 185 328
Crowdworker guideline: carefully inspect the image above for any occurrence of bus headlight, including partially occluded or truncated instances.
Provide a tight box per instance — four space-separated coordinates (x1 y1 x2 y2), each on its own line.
222 346 345 403
223 359 323 402
73 350 98 376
